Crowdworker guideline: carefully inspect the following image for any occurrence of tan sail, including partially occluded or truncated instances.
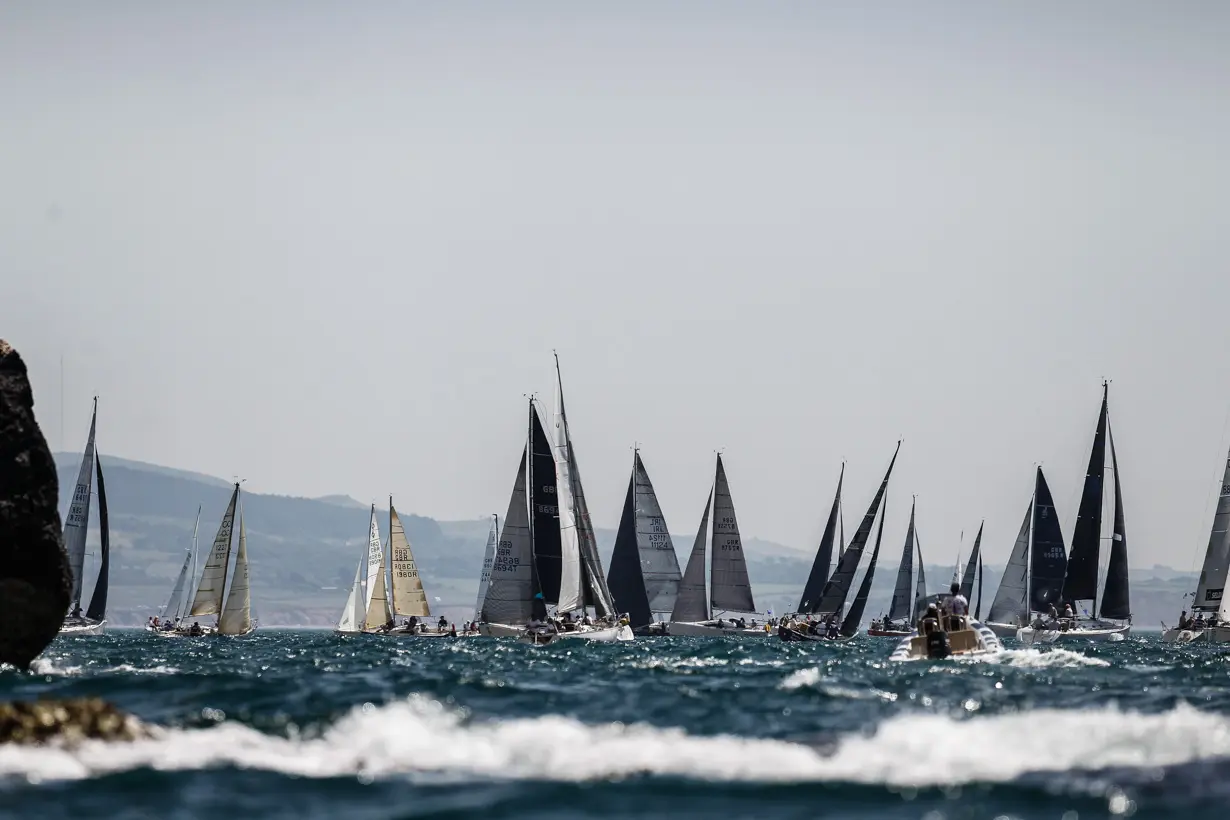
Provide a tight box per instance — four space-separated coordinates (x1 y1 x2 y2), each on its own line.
389 501 431 617
364 532 393 630
218 510 252 635
189 484 239 617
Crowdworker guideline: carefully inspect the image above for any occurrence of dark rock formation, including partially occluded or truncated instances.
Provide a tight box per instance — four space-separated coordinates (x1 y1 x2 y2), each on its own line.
0 698 150 744
0 339 71 669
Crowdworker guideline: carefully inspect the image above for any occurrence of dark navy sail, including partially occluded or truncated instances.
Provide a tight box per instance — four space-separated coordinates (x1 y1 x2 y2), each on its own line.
841 492 886 636
815 442 900 615
959 522 983 601
887 498 917 621
1100 424 1131 620
1030 467 1067 612
529 404 562 606
84 454 109 622
797 464 843 614
1063 384 1108 605
606 470 650 627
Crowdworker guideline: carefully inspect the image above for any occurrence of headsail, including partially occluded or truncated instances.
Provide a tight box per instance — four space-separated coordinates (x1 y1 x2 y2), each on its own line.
816 442 901 615
1062 383 1108 605
912 525 928 621
887 497 917 621
709 455 755 613
1193 447 1230 613
363 505 383 614
64 398 98 610
959 522 983 602
1030 468 1067 612
1099 423 1131 620
217 510 251 635
988 500 1031 625
389 501 430 617
481 449 535 625
84 454 110 622
797 464 844 614
188 484 239 617
364 530 392 630
670 491 712 623
841 491 887 636
337 556 365 633
162 550 193 622
474 515 499 620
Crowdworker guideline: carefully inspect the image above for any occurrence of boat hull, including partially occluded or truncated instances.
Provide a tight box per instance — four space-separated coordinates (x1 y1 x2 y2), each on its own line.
866 628 911 637
888 619 1002 661
59 618 106 636
667 621 769 638
1162 625 1230 644
519 624 635 645
477 623 523 638
1016 622 1130 645
984 621 1026 639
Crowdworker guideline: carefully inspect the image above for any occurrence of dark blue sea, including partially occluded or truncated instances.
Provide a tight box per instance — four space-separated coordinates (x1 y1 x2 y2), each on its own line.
3 631 1230 819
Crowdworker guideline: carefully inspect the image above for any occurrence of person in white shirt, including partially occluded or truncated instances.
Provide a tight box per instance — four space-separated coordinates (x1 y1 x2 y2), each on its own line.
947 582 968 626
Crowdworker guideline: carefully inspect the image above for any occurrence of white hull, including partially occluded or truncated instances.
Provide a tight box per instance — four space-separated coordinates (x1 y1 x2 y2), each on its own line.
667 621 769 638
477 623 523 637
889 619 1002 662
519 624 634 645
59 618 106 636
1162 624 1230 644
1016 622 1130 645
984 621 1026 639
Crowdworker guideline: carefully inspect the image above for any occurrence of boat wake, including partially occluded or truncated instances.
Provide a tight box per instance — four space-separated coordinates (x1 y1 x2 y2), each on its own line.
964 648 1111 669
1 695 1226 788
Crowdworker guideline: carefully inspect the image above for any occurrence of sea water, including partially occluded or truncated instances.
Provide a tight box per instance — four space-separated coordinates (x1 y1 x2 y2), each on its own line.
2 631 1229 819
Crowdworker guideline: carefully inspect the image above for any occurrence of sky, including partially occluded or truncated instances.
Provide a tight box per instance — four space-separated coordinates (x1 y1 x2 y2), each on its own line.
3 2 1229 573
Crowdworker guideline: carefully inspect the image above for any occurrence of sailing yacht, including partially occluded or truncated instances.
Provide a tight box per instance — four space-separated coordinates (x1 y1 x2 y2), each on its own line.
59 398 110 636
163 483 255 637
869 497 928 637
668 454 767 638
334 504 385 634
146 506 201 632
1162 446 1230 643
472 514 499 623
606 449 684 636
380 499 438 636
1018 383 1132 644
480 375 631 643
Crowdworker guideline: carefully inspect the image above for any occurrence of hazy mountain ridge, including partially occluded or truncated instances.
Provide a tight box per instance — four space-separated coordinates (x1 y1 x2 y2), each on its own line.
53 453 1195 627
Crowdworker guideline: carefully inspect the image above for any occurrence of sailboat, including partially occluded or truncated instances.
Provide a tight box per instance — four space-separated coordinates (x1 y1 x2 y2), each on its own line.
959 523 984 620
868 497 928 637
381 498 440 636
982 468 1068 638
1018 382 1132 644
165 482 256 637
606 449 684 636
472 514 499 623
1162 446 1230 643
146 506 201 632
334 504 384 635
479 390 631 643
793 464 844 617
667 454 766 637
59 398 110 636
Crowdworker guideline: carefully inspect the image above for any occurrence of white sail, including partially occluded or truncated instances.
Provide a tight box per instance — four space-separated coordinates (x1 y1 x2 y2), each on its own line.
1193 449 1230 616
188 484 239 617
362 505 383 614
173 505 202 623
337 557 365 633
217 510 251 635
64 399 98 609
364 535 393 630
553 365 585 613
988 501 1032 624
161 550 193 621
389 502 431 617
474 515 498 619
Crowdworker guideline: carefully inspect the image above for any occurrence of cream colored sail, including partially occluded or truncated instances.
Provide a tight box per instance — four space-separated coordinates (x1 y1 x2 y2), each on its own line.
218 510 252 635
188 484 239 617
389 501 430 617
364 534 393 629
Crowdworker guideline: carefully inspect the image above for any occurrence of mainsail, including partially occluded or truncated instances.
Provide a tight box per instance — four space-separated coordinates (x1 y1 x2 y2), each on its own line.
188 484 239 617
797 464 844 614
473 515 499 620
217 510 251 635
337 557 365 633
1030 468 1067 612
529 404 562 606
959 522 983 602
988 501 1031 624
64 398 98 610
669 491 712 623
815 442 901 615
709 455 755 613
363 505 383 614
841 490 887 636
607 452 684 628
389 501 430 617
84 454 110 622
481 449 534 625
887 497 917 621
1099 424 1131 620
1062 383 1109 605
1192 447 1230 613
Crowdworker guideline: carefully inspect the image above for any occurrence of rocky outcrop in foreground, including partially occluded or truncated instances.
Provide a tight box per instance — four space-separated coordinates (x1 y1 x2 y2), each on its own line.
0 698 150 744
0 338 71 669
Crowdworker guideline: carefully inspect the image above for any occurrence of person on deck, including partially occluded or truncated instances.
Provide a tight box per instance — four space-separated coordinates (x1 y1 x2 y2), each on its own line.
946 582 968 630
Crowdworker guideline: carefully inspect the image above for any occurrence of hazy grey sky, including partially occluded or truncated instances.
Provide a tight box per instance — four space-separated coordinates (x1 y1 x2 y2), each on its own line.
4 2 1229 571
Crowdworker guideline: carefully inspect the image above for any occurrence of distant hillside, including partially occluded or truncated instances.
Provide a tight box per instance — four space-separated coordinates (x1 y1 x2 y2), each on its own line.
53 453 1195 628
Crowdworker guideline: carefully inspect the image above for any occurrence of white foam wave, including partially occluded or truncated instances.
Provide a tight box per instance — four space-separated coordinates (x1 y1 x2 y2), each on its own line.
18 659 179 677
971 648 1111 669
778 668 895 700
3 697 1223 787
